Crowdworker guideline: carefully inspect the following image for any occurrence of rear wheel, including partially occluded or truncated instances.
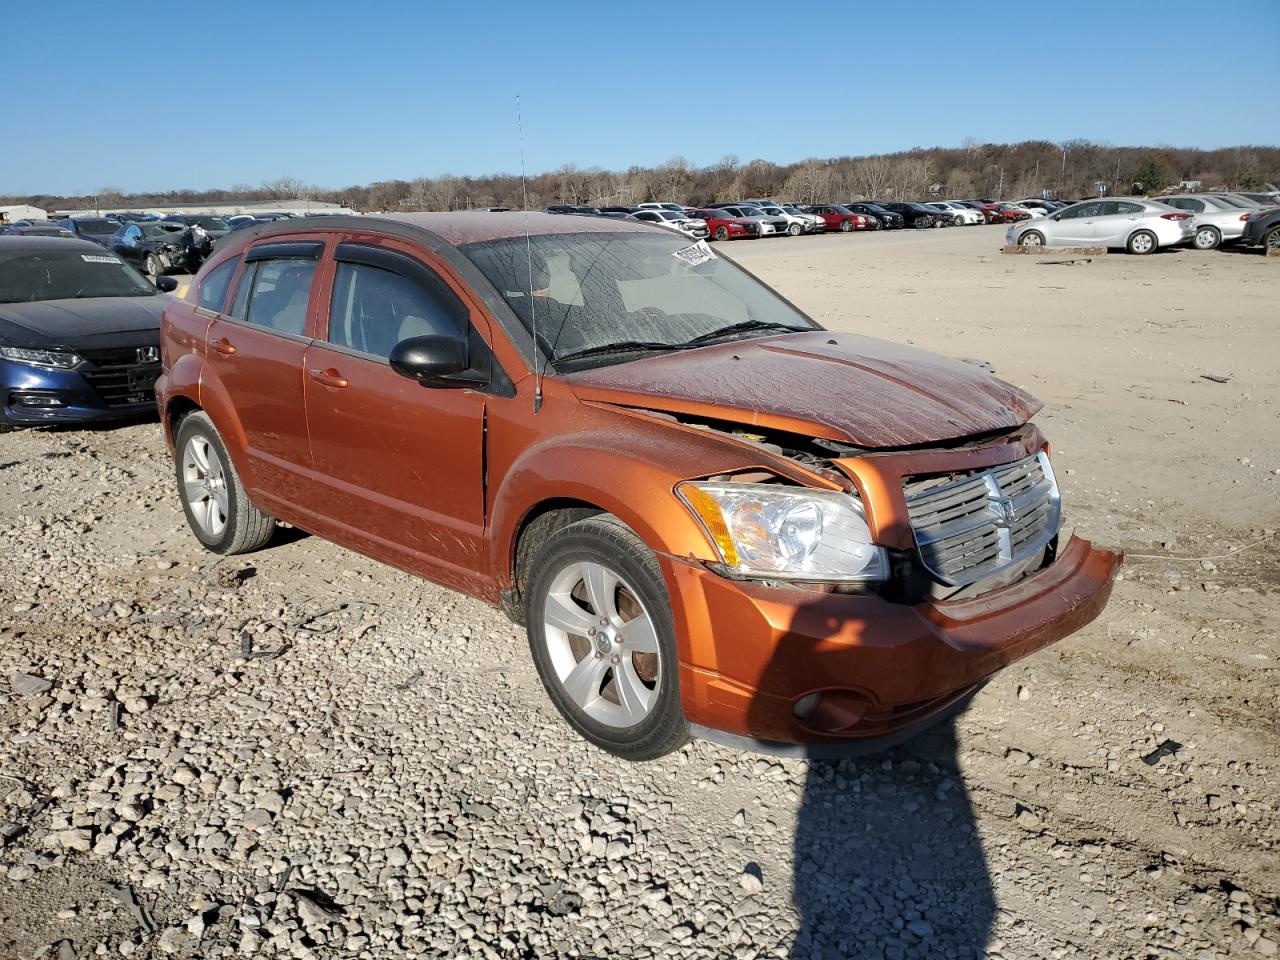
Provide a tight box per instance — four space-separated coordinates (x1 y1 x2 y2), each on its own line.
1263 226 1280 253
1019 230 1045 247
1193 225 1221 250
838 219 853 232
714 225 728 241
1127 230 1158 255
174 412 275 554
524 515 688 760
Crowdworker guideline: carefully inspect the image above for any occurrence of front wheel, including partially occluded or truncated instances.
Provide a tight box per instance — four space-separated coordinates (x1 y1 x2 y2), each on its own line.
714 225 728 241
524 515 688 760
1019 230 1045 247
145 253 163 277
787 222 802 236
838 219 853 232
174 411 275 554
1127 229 1158 255
953 216 964 227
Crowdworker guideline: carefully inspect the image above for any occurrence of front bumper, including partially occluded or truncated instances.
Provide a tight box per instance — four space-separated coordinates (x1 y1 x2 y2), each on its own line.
0 356 160 427
666 533 1120 748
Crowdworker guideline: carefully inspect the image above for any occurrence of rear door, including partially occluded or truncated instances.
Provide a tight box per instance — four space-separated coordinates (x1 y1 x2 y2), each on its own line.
203 239 325 517
301 236 494 592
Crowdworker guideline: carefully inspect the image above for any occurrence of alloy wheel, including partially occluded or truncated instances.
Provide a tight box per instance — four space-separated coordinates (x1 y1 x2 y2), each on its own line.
541 560 660 728
1130 232 1155 254
181 435 229 537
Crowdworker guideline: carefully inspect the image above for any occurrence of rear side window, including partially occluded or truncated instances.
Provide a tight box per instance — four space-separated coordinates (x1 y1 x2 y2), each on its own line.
236 259 317 336
1113 201 1144 214
197 259 239 312
328 262 461 359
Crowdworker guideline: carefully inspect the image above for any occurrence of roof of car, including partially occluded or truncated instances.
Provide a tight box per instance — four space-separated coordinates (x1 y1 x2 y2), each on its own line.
0 235 106 258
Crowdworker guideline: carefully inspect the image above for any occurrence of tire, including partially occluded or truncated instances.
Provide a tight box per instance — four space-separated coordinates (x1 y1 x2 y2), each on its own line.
1126 229 1158 255
145 254 163 278
838 219 853 232
0 421 14 434
787 222 802 236
1019 230 1045 248
174 411 275 555
524 514 688 760
1193 225 1220 251
915 216 930 229
714 225 728 241
1263 226 1280 253
953 216 964 227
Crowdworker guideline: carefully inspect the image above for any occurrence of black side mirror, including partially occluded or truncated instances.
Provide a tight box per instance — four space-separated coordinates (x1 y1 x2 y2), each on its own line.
154 276 178 293
389 334 476 387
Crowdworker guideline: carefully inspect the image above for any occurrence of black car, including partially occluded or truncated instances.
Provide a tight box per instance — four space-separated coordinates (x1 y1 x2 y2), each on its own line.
109 221 200 276
161 213 232 244
546 204 606 216
1240 205 1280 252
597 206 636 218
844 202 905 229
880 202 942 229
57 217 120 247
0 237 175 432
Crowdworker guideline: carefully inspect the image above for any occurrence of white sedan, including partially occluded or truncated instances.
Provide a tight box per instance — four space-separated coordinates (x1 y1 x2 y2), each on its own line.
928 201 984 225
1006 198 1194 254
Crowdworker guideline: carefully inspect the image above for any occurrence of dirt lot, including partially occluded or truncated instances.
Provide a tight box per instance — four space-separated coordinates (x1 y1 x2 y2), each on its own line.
1 225 1277 959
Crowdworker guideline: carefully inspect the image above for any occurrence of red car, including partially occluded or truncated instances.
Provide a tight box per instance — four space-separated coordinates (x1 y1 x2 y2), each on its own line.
806 204 871 232
691 208 760 241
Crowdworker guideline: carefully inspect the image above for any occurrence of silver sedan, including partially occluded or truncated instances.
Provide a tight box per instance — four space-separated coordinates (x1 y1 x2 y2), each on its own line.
1006 198 1193 254
1153 194 1254 250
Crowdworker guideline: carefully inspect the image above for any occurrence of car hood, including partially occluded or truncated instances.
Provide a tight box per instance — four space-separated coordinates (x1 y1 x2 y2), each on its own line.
0 296 166 349
567 331 1042 449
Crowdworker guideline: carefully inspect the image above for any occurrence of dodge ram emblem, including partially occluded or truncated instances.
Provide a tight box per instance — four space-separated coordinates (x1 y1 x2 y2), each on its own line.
993 497 1019 526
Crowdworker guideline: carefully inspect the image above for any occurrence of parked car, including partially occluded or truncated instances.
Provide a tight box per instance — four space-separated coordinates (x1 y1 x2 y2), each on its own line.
636 202 690 214
927 202 984 226
104 212 157 223
109 221 200 276
689 208 759 240
56 217 120 247
547 205 605 216
804 204 869 232
710 204 787 236
843 202 905 229
0 236 176 432
1231 192 1280 206
629 209 709 239
879 202 940 229
162 214 233 245
1237 204 1280 252
954 201 1003 224
777 203 831 233
1152 194 1253 250
1007 198 1193 254
743 202 813 236
597 206 636 219
157 211 1119 758
0 222 74 238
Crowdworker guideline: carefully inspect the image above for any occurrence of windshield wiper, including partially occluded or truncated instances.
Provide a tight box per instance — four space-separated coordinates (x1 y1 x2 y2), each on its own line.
553 340 697 365
681 320 806 346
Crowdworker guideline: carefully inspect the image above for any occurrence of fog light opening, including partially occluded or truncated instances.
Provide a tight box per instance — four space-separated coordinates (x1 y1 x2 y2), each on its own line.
13 393 64 408
793 693 821 719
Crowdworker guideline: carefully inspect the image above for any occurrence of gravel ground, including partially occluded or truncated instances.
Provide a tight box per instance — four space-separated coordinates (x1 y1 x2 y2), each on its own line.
1 229 1277 959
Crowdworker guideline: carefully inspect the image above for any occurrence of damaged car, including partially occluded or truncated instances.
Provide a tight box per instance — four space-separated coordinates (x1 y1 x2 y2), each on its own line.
109 220 201 277
158 212 1121 760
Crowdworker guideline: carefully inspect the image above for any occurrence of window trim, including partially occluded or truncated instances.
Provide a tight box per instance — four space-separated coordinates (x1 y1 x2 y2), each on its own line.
245 240 324 263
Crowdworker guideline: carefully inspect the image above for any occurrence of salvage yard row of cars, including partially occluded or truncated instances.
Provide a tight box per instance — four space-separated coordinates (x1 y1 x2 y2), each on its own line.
0 211 1125 759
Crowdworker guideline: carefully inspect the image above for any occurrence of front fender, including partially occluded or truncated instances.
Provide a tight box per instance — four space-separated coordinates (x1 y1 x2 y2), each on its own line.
189 364 252 480
486 412 777 592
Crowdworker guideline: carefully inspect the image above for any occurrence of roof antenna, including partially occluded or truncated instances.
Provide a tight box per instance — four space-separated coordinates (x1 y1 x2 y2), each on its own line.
517 94 543 414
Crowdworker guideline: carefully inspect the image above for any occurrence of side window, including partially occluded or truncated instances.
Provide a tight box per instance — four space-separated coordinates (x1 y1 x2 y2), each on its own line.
124 225 143 244
197 258 239 312
328 262 463 359
229 262 255 320
1112 201 1143 214
244 259 317 336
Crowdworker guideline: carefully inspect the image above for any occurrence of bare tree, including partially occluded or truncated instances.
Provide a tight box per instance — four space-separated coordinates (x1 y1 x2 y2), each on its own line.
263 176 307 199
850 156 892 199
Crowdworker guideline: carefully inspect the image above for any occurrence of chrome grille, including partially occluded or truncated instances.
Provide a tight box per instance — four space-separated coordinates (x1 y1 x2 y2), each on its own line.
79 347 160 408
903 451 1060 586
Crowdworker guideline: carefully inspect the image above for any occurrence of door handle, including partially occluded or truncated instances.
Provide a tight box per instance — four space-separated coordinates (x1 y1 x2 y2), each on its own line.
309 368 349 389
209 337 236 355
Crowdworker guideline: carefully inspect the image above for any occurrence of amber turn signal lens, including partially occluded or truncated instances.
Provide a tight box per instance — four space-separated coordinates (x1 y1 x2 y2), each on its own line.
677 483 740 567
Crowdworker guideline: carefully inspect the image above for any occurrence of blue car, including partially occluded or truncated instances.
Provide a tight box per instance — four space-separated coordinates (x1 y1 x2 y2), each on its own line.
0 236 176 432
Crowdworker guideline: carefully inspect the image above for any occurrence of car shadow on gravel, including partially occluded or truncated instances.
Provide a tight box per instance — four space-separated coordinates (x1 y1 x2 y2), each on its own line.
747 608 995 959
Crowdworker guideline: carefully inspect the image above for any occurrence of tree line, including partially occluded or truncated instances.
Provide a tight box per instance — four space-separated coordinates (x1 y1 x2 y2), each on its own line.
8 141 1277 213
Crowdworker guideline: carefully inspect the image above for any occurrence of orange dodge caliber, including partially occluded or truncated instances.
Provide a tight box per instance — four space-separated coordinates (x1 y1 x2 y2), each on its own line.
157 212 1120 760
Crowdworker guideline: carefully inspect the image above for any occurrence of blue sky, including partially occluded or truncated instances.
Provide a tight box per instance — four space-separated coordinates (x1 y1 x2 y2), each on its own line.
2 0 1276 196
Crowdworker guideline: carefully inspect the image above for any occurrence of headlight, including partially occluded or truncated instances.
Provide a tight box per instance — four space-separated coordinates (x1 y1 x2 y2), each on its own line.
676 481 888 582
0 346 82 369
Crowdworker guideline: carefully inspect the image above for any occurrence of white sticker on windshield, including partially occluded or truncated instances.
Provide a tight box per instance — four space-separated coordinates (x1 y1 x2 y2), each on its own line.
672 239 717 267
81 254 122 264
